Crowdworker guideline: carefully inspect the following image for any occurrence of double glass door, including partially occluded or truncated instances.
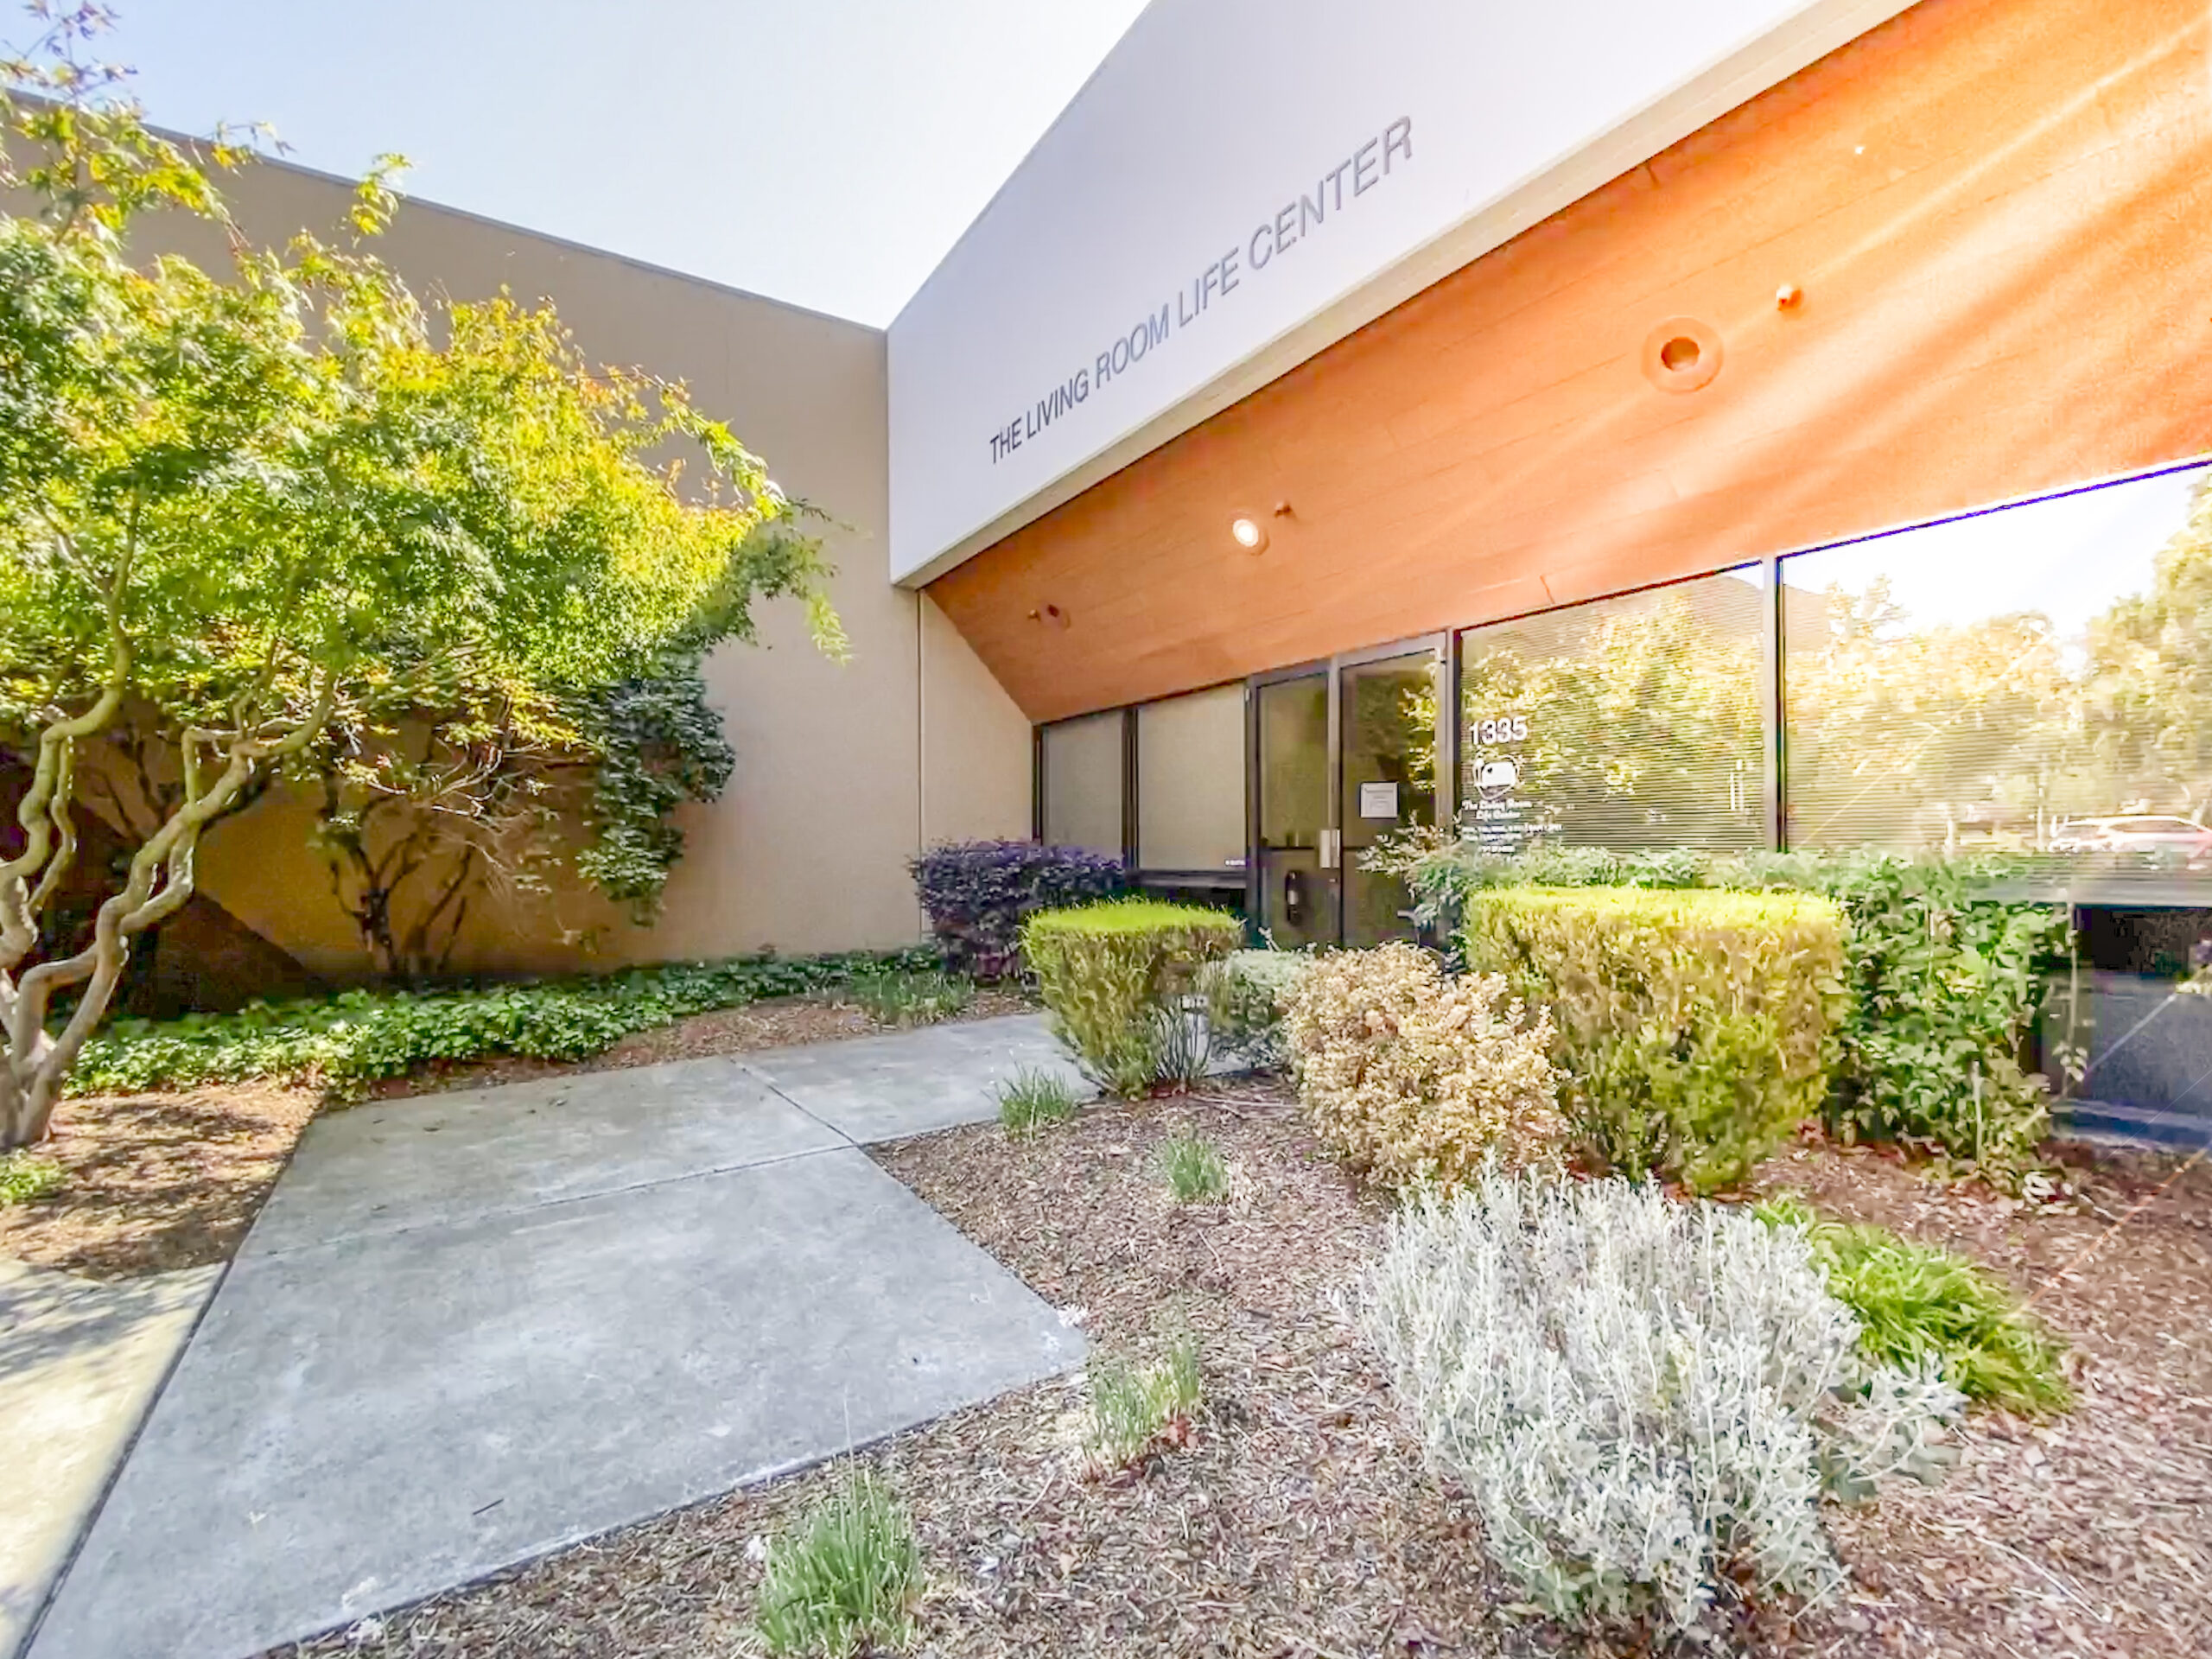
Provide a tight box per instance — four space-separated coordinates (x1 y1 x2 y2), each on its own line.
1252 638 1446 946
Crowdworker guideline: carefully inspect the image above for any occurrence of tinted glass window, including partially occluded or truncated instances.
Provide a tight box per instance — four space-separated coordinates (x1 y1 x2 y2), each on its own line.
1456 567 1769 854
1781 464 2212 860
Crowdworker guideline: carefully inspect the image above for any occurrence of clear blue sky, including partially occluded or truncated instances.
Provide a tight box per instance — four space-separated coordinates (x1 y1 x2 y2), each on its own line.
54 1 1148 326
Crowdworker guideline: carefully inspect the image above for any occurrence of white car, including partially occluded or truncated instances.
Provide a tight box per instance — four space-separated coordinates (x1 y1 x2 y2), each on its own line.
2050 815 2212 863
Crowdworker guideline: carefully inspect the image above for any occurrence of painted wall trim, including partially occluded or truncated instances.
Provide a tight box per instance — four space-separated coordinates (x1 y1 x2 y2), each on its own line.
890 0 1920 589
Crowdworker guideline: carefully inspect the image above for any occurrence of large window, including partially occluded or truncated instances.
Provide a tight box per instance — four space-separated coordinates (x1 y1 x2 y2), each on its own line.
1781 464 2212 859
1039 710 1123 857
1456 567 1769 855
1136 684 1245 873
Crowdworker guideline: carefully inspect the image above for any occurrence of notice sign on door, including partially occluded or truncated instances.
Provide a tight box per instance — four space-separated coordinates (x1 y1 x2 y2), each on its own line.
1357 781 1399 819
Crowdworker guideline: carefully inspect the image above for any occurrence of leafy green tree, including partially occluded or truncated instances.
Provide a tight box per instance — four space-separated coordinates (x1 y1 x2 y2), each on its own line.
0 16 838 1144
2082 472 2212 821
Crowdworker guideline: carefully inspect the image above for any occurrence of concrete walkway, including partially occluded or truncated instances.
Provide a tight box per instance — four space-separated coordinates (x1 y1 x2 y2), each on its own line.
0 1259 219 1659
29 1014 1090 1659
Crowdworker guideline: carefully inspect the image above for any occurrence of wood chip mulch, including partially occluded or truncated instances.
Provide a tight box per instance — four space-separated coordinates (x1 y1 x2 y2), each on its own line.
1751 1135 2212 1659
273 1093 2211 1659
3 990 1033 1281
0 1079 317 1280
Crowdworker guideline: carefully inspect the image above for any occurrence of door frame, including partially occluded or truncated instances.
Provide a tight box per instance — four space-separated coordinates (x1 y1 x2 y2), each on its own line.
1245 632 1453 944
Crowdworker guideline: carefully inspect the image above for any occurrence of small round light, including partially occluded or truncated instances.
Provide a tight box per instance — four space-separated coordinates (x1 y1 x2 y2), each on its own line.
1230 516 1266 551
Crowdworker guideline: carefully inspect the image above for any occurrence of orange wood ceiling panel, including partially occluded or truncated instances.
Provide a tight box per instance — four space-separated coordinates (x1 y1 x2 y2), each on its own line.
925 0 2212 724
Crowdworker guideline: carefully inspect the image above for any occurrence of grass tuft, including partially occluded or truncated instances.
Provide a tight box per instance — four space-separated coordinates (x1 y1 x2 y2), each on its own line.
0 1150 65 1206
1156 1129 1229 1203
1083 1337 1203 1471
1756 1194 2072 1414
995 1067 1080 1137
754 1468 921 1657
847 969 974 1029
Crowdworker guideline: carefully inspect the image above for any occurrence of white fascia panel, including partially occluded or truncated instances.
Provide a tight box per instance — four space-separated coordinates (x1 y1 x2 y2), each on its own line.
887 0 1918 586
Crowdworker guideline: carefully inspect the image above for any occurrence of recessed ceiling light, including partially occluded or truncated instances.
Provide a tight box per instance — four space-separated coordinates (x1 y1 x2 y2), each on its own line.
1230 516 1267 551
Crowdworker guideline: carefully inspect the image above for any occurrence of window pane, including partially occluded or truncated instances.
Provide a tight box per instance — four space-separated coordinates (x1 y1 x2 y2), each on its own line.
1040 710 1123 857
1457 568 1767 854
1781 464 2212 867
1136 685 1246 872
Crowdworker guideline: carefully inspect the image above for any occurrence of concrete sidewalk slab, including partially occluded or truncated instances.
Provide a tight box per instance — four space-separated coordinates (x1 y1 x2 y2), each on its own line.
743 1013 1088 1143
30 1018 1086 1659
0 1258 218 1659
247 1057 842 1254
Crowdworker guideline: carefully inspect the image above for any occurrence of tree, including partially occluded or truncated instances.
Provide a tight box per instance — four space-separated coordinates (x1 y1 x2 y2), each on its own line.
2082 472 2212 821
310 641 749 981
0 14 840 1145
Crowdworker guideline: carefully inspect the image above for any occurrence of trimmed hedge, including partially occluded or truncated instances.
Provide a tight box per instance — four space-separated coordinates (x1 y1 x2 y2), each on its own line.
1460 887 1846 1192
1391 840 2070 1167
1021 899 1241 1095
910 840 1125 980
70 947 938 1097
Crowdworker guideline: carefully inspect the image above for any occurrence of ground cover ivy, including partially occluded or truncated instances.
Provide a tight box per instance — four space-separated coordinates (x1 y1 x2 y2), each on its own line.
68 946 937 1097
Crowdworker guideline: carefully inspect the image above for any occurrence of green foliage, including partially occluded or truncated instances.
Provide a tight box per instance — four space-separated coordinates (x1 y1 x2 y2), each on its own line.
0 1149 64 1205
1083 1337 1203 1471
1020 900 1241 1097
1392 841 2069 1170
1815 860 2067 1166
67 947 936 1096
1156 1128 1229 1203
995 1066 1080 1137
567 651 738 918
1460 887 1846 1192
1199 949 1311 1070
1756 1196 2072 1415
754 1468 920 1658
0 25 840 1139
845 968 974 1029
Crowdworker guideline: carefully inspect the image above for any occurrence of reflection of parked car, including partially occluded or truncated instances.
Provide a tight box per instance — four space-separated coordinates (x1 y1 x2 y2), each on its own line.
2050 816 2212 864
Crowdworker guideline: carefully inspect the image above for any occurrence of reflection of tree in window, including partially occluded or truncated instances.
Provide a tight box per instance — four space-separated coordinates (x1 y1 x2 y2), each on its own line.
2083 475 2212 823
1458 580 1765 850
1786 472 2212 851
1359 675 1438 808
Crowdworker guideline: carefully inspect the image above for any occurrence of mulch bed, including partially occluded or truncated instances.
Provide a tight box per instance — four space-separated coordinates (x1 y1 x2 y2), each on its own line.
272 1087 2212 1659
1754 1136 2212 1658
0 1080 318 1280
2 989 1033 1281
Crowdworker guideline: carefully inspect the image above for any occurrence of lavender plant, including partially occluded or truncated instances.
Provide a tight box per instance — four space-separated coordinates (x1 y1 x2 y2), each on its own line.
1363 1171 1961 1641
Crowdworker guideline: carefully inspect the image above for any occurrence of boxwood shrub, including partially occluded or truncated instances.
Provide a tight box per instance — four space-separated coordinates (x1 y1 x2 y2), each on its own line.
1460 887 1846 1192
1389 838 2070 1168
909 839 1125 980
1021 899 1241 1096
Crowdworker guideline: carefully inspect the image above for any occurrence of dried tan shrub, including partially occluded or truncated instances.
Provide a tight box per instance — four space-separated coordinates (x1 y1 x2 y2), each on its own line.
1283 943 1562 1188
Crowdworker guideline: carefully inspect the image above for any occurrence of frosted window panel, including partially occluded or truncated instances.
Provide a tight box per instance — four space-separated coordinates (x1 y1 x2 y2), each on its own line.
1137 685 1247 871
1040 711 1124 857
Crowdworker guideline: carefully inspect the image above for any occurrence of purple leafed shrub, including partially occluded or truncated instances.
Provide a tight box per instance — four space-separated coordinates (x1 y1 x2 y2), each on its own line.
910 840 1125 980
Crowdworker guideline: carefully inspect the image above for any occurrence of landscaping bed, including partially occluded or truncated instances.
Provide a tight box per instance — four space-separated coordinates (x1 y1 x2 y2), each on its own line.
273 1083 2211 1659
1 985 1030 1281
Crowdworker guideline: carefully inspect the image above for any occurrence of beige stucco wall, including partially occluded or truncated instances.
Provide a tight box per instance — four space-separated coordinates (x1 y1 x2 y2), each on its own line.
159 158 1029 976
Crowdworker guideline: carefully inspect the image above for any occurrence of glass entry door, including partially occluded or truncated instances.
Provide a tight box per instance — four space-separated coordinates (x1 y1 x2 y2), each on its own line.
1251 638 1446 947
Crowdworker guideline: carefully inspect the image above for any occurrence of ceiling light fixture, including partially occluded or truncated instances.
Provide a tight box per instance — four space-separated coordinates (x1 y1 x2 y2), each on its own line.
1230 515 1268 552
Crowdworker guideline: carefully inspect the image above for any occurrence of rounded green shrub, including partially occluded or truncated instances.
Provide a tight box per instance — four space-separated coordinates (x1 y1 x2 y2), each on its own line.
1020 899 1241 1096
1460 887 1847 1192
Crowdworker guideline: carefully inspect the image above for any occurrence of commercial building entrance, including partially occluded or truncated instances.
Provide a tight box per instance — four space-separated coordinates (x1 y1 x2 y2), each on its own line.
1252 638 1448 948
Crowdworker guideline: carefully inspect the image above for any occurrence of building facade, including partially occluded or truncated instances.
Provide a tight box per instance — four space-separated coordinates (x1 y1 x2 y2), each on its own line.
178 0 2211 1084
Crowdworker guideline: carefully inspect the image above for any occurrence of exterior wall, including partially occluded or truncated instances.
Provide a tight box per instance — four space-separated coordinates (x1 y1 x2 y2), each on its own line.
168 162 1028 977
925 0 2212 722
